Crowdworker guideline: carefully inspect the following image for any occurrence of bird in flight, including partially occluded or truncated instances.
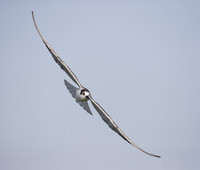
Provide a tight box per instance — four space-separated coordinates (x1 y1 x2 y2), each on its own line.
32 11 160 158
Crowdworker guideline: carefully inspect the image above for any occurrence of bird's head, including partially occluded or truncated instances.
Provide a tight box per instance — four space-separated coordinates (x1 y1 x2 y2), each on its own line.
80 88 90 99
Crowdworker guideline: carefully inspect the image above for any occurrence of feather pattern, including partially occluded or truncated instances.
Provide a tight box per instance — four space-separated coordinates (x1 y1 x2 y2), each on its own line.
32 11 160 158
78 101 92 115
32 11 82 88
64 79 92 115
64 79 77 98
89 97 160 158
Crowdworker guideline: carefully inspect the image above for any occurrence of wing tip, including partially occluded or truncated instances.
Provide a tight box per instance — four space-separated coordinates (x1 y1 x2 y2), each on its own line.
133 144 161 158
150 154 161 158
88 111 93 115
31 11 34 19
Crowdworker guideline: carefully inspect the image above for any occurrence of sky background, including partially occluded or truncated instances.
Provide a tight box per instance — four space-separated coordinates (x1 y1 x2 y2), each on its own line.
0 0 200 170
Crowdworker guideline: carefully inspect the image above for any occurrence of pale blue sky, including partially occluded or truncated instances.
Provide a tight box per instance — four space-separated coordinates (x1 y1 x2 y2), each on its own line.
0 1 200 170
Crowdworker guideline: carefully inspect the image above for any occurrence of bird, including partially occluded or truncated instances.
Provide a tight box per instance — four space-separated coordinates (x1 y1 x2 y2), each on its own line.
32 11 160 158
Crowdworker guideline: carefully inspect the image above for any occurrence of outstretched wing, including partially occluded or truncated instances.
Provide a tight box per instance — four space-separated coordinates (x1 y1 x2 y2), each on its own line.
64 79 77 98
78 101 92 115
89 97 161 158
32 11 82 88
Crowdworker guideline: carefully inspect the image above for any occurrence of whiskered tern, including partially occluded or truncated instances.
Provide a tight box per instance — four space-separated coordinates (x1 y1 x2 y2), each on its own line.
32 11 160 158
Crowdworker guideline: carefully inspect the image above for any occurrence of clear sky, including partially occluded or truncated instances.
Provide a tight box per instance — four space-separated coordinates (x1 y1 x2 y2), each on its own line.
0 0 200 170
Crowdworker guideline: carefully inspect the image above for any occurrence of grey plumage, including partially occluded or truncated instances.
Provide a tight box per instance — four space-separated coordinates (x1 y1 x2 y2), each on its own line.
64 79 92 115
32 11 160 158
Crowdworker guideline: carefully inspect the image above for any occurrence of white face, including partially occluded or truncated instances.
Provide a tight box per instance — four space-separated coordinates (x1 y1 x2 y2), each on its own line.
80 88 90 100
82 91 90 97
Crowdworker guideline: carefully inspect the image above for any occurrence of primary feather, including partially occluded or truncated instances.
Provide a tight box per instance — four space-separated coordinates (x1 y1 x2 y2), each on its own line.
32 11 160 158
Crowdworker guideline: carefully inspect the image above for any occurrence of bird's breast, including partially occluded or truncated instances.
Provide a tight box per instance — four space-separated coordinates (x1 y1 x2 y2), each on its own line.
75 88 88 102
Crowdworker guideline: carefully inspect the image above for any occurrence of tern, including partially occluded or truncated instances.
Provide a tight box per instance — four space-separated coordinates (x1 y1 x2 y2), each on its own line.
32 11 160 158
